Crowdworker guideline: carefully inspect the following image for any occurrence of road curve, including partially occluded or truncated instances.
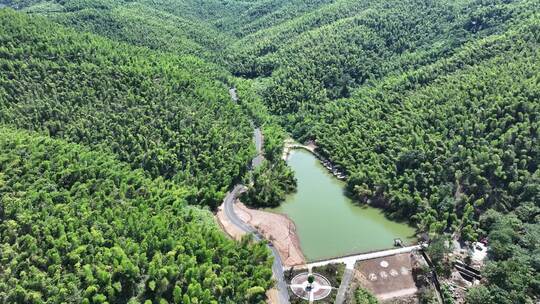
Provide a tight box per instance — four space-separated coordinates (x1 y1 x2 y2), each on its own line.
222 186 290 303
223 185 256 236
223 88 290 304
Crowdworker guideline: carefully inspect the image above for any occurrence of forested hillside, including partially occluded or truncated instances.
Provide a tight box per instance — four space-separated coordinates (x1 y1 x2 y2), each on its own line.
230 0 539 301
312 18 540 302
1 0 332 62
0 127 273 303
2 0 540 302
3 0 233 61
232 0 540 301
0 9 254 207
252 0 536 122
0 7 281 304
314 18 539 229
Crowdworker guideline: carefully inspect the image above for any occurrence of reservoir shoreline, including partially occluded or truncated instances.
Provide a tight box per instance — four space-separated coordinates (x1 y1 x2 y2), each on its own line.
218 142 417 264
282 139 348 180
272 148 417 261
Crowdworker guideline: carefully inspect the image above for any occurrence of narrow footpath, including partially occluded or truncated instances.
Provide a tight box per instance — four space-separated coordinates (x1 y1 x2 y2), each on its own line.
335 268 354 304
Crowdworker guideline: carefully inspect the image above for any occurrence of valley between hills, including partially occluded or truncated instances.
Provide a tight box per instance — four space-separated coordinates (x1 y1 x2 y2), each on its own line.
0 1 538 303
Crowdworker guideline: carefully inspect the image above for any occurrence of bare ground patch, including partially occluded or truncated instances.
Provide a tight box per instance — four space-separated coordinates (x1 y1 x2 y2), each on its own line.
216 200 306 267
352 252 422 302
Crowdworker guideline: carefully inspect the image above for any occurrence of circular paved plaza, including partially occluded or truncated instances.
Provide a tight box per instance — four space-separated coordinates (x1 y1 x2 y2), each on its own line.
290 272 332 301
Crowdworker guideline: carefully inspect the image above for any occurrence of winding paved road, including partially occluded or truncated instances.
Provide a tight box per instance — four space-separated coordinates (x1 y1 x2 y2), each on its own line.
222 186 289 303
223 88 290 304
223 185 255 236
252 128 264 168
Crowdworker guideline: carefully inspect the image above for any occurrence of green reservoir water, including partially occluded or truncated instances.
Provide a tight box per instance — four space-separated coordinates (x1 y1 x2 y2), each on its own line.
270 149 416 261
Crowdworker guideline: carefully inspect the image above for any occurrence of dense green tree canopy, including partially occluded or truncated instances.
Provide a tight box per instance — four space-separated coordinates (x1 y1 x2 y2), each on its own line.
242 160 296 208
1 0 539 302
0 9 255 207
0 128 273 303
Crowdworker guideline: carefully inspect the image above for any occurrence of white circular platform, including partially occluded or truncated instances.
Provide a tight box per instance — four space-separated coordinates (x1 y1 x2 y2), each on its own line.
290 272 332 301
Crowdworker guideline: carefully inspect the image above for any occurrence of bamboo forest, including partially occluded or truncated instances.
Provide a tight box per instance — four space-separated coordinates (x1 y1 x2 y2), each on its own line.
0 0 538 303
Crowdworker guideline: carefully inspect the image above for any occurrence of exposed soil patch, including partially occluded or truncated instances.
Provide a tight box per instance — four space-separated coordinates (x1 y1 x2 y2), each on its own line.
215 204 246 241
266 288 279 304
353 252 421 301
216 200 306 267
